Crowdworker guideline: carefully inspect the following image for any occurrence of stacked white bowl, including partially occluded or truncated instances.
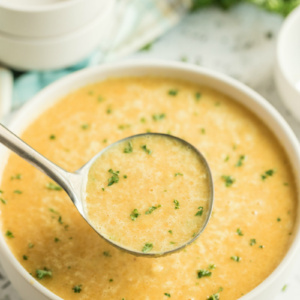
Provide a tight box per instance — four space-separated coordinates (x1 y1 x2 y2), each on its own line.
0 0 115 70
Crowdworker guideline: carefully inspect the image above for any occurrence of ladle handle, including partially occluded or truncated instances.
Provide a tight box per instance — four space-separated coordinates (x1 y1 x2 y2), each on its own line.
0 123 70 190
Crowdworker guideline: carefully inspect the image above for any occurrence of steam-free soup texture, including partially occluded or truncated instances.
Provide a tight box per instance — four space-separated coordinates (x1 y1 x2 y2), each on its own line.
85 134 211 254
0 78 297 300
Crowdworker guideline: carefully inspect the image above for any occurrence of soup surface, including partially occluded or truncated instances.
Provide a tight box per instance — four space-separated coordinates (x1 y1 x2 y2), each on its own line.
0 77 297 300
85 134 211 254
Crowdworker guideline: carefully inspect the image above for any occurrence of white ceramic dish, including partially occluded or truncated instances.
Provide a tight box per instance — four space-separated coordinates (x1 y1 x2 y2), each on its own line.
275 5 300 121
0 60 299 300
0 0 114 71
0 0 108 38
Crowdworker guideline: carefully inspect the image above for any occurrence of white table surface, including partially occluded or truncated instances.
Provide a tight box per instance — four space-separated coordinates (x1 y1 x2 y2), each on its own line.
1 3 300 299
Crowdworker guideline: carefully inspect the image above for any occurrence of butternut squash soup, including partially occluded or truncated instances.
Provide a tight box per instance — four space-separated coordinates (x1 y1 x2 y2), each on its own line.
0 77 297 300
85 134 211 254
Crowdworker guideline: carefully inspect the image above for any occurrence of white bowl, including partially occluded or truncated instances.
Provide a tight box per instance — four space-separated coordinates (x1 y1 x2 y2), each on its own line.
0 0 108 38
0 0 114 71
275 5 300 121
0 60 299 300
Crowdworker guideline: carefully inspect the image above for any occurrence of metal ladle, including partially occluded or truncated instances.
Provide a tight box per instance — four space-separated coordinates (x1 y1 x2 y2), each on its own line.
0 125 214 256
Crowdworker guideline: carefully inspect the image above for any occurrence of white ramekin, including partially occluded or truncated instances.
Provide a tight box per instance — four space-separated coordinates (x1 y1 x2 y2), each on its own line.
0 0 114 71
0 60 299 300
0 0 108 38
275 5 300 121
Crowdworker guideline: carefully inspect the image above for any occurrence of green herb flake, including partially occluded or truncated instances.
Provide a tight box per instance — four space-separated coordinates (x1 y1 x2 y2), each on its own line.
130 209 140 221
58 216 63 224
152 113 166 121
102 139 108 143
140 117 146 123
11 174 22 180
168 230 173 234
249 239 257 246
221 175 235 187
195 206 204 216
231 256 241 262
207 293 220 300
0 198 7 204
140 42 152 51
109 278 113 282
72 285 82 293
46 182 62 191
97 96 105 102
201 128 206 134
49 135 56 140
0 190 3 193
236 228 243 236
197 269 212 278
208 264 216 270
13 190 22 194
259 245 264 249
142 243 153 253
261 169 275 180
23 255 28 260
124 141 133 153
107 169 120 186
5 230 14 238
123 175 127 179
81 123 89 130
54 237 60 243
36 268 52 279
103 251 111 257
236 155 246 167
195 92 202 101
175 173 183 177
173 199 180 209
170 241 176 245
277 217 281 222
141 145 152 155
28 243 34 249
282 284 288 292
106 108 112 114
145 205 161 215
164 293 171 297
168 89 178 96
102 188 105 191
224 155 230 162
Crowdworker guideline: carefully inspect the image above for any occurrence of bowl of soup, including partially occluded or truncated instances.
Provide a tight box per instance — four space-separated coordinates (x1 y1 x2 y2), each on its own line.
0 60 299 300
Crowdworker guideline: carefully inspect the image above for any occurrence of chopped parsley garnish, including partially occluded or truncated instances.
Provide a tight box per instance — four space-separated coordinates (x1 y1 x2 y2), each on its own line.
103 251 111 257
173 199 180 209
124 141 133 153
170 241 176 245
107 169 120 186
152 113 166 121
106 108 112 114
140 42 152 51
23 255 28 260
28 243 34 249
46 182 62 191
14 190 22 194
197 269 212 278
236 228 243 236
168 230 173 234
195 92 202 101
130 209 140 221
81 123 89 130
36 268 52 279
109 279 113 282
277 217 281 222
175 173 183 177
168 89 178 96
261 169 275 180
236 155 246 167
123 175 127 179
142 243 153 253
49 135 56 140
102 188 105 191
58 216 64 225
72 285 82 293
141 145 152 155
49 208 59 214
140 117 146 123
250 239 256 246
54 237 60 242
221 175 235 187
201 128 206 134
208 264 216 270
5 230 14 238
282 284 288 292
97 96 105 102
102 138 108 143
164 293 171 297
0 190 3 193
195 206 204 216
0 198 6 204
145 205 161 215
207 293 220 300
118 124 130 130
11 174 22 180
224 155 230 162
231 256 241 262
259 245 264 249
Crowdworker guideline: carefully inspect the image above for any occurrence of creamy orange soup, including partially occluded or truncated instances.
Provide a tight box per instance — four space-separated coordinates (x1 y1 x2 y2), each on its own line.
0 77 297 300
85 134 211 254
